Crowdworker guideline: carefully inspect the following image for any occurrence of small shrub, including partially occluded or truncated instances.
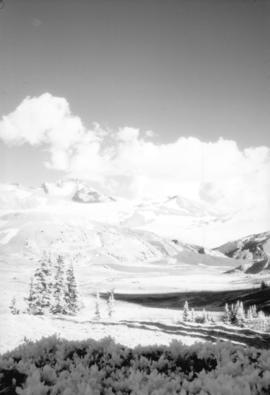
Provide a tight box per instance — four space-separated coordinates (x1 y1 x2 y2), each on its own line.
1 336 270 394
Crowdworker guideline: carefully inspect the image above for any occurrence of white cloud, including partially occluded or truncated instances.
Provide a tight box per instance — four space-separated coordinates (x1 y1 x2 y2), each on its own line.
0 93 269 217
0 93 85 149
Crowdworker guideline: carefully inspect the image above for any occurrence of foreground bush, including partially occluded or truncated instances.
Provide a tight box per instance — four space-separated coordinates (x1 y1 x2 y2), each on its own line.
0 336 270 394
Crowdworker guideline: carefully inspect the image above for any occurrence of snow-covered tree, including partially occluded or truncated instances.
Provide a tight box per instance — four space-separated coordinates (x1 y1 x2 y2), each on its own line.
246 306 254 321
30 267 48 314
110 289 115 307
257 311 266 331
27 252 81 316
26 252 54 314
9 297 19 315
94 291 101 320
202 308 208 324
27 277 35 314
250 304 257 318
235 301 245 326
107 290 115 319
258 310 266 319
183 301 190 322
65 262 79 314
228 301 245 326
50 255 67 315
223 303 231 324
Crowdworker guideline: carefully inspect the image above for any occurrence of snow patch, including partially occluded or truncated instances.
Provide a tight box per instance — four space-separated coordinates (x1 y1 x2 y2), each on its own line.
0 228 19 245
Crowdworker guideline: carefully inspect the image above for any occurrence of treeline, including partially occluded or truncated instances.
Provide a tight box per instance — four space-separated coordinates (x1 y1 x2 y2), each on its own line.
224 301 270 331
0 336 270 394
181 300 270 332
182 301 214 324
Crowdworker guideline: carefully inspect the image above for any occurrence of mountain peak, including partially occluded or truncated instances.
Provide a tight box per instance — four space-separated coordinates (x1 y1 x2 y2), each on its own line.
41 179 115 203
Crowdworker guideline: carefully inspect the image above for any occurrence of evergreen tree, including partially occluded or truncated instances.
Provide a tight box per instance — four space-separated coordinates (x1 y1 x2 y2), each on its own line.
246 306 254 321
258 310 265 319
9 297 19 315
258 310 266 331
251 304 257 318
183 301 190 322
202 308 208 324
50 255 67 315
27 252 54 314
30 266 47 314
65 262 79 314
94 291 101 320
27 277 35 314
229 300 245 326
107 290 115 319
110 289 115 310
223 303 231 324
230 302 238 325
235 301 245 326
39 253 53 309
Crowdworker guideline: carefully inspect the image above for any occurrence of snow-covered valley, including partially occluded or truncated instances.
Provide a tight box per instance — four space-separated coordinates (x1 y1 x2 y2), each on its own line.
0 180 270 355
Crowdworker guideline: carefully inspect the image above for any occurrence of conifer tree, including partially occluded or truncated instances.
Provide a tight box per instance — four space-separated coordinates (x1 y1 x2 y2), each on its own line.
9 297 19 315
65 262 79 314
235 301 245 326
246 306 254 321
27 277 35 314
94 291 101 320
107 290 115 319
251 304 257 318
202 308 208 324
224 303 231 324
258 310 266 319
183 301 190 322
50 255 67 315
110 289 115 309
30 266 47 314
27 252 54 314
258 310 266 331
39 253 53 309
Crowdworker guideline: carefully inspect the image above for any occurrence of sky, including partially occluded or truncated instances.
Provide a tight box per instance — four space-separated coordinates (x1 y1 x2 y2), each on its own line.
0 0 269 214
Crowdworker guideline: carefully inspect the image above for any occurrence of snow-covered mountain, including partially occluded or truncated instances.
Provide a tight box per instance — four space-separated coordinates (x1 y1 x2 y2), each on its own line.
0 179 268 248
42 179 114 203
215 231 270 274
0 180 229 246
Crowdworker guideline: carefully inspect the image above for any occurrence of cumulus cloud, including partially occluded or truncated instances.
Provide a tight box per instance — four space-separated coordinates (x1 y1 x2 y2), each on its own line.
0 93 85 148
0 93 269 216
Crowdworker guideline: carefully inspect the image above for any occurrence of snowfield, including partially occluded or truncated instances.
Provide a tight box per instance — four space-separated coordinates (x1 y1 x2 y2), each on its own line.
0 313 198 355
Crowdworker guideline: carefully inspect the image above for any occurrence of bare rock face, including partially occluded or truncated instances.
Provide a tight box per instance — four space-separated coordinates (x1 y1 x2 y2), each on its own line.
72 186 113 204
216 232 270 274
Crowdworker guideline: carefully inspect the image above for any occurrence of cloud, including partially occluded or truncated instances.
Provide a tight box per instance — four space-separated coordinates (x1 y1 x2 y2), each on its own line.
0 93 269 217
199 182 224 204
0 93 85 148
